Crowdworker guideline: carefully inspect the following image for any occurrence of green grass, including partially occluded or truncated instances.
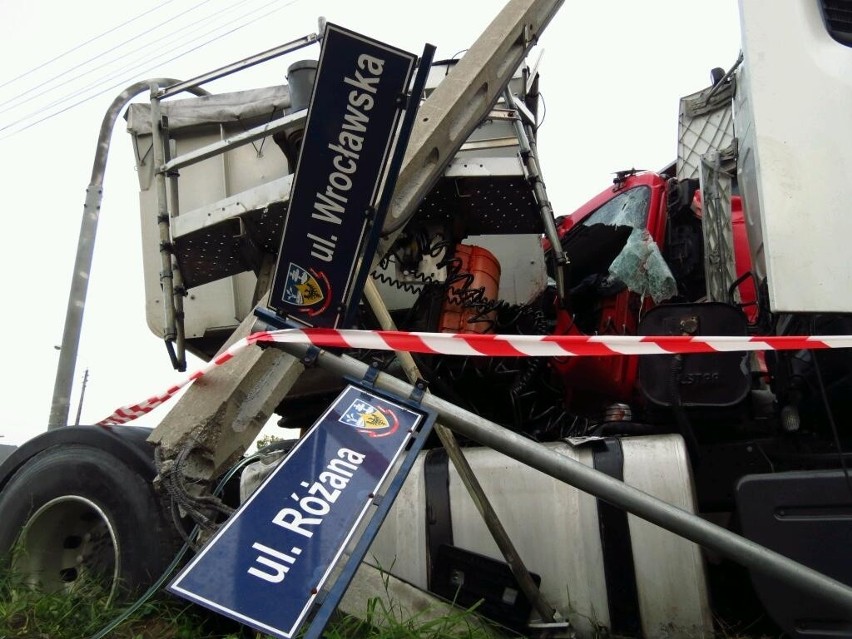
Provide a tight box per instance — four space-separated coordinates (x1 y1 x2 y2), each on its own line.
330 588 504 639
0 570 242 638
0 567 504 639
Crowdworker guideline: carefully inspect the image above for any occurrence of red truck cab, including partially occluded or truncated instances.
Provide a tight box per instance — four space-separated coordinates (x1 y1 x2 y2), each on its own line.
546 170 756 418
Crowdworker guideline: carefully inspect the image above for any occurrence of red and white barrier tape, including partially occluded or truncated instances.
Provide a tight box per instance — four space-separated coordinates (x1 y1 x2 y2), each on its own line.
97 328 852 426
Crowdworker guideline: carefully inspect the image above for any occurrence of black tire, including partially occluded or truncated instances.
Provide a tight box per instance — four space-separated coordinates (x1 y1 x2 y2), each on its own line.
0 443 181 600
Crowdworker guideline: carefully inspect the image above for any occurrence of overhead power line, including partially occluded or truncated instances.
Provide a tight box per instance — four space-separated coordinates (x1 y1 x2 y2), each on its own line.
0 0 220 114
0 0 261 117
0 0 305 141
0 0 290 134
0 0 178 91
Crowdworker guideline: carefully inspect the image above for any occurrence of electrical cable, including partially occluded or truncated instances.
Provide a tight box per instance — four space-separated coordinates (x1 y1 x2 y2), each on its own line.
0 0 177 91
1 1 271 133
0 0 284 130
373 233 559 433
0 0 276 124
0 0 303 140
374 235 547 335
0 0 219 113
90 440 300 639
88 446 284 639
156 442 235 540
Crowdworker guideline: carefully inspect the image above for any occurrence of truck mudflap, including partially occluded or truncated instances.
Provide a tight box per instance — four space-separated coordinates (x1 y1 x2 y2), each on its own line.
736 470 852 637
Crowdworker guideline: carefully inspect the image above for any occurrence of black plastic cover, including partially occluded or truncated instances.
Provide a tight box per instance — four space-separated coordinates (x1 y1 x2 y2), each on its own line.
820 0 852 47
431 544 541 632
736 470 852 636
638 302 750 407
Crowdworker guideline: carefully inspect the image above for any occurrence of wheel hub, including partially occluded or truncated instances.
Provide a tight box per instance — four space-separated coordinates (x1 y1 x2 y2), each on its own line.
13 495 120 599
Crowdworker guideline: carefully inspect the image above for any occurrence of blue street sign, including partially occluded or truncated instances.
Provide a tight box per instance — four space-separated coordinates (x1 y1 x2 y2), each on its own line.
267 23 417 328
169 385 428 639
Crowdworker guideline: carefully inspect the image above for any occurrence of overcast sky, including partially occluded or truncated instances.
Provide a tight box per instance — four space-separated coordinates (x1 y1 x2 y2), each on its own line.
0 0 742 446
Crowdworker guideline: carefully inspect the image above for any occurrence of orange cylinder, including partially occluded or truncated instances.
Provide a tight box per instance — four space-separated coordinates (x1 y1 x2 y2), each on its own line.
438 244 501 334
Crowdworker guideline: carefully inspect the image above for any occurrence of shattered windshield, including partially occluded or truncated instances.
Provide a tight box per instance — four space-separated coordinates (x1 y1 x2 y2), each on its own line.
580 185 677 303
581 186 650 229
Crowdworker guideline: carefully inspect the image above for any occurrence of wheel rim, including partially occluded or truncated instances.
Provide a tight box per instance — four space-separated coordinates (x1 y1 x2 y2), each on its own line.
13 495 121 599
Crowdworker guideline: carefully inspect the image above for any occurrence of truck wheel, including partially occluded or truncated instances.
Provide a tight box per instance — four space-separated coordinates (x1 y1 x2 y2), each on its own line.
0 443 180 600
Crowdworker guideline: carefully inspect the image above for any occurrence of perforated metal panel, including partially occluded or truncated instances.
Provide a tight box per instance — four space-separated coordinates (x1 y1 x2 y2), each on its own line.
413 157 542 235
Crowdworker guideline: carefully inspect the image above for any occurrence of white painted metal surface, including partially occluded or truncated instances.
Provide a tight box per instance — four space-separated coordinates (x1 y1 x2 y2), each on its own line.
128 60 541 347
129 88 292 345
621 436 713 638
736 0 852 312
465 234 548 305
368 436 713 637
